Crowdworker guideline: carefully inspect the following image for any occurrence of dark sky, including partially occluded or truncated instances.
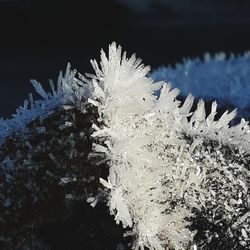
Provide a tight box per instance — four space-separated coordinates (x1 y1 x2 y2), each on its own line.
1 0 250 117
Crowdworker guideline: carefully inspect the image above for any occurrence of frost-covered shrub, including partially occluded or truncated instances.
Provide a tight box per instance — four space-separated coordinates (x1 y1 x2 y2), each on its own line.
0 43 249 249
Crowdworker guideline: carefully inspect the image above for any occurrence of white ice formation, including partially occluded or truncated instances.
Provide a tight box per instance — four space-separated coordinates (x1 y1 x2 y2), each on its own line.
0 43 249 249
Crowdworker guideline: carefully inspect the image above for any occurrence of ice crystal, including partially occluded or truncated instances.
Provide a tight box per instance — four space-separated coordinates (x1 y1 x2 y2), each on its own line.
151 52 250 118
87 43 250 249
0 42 249 249
0 63 90 145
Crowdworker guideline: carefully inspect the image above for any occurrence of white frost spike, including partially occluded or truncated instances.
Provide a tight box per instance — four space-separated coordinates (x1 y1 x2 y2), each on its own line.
179 93 194 117
100 177 113 189
93 143 108 153
206 101 217 124
87 42 163 120
109 187 133 228
30 79 49 100
154 83 180 112
218 109 237 128
100 177 133 228
190 99 206 125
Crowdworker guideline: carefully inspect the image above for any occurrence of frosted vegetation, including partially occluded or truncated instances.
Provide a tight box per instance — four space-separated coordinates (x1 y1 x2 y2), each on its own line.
0 43 249 249
0 64 91 145
87 43 250 249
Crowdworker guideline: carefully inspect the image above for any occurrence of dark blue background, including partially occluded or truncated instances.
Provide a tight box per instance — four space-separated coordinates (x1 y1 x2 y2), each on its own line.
1 0 250 117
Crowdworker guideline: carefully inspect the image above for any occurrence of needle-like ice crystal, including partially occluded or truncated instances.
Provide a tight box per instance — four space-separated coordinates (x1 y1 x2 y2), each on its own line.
0 42 249 249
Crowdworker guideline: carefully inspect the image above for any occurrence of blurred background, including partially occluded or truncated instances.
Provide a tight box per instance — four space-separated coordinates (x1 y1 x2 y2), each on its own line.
1 0 250 117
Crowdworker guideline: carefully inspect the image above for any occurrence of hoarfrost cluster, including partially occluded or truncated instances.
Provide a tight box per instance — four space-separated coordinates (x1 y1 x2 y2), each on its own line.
88 43 250 249
0 42 249 249
0 63 91 146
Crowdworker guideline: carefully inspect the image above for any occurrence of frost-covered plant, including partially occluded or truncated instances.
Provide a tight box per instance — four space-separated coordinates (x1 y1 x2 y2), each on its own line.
87 43 250 249
0 66 109 249
0 42 249 250
0 63 91 146
151 52 250 118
